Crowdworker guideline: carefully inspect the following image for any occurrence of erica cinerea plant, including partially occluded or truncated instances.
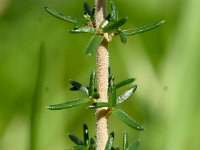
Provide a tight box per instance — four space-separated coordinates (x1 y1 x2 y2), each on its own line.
44 0 164 149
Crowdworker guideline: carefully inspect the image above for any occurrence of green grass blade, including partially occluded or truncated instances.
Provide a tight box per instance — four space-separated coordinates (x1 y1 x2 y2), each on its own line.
47 98 90 110
115 78 135 89
44 7 79 24
128 140 140 150
103 17 128 32
123 131 128 150
110 1 118 21
85 35 104 56
122 20 165 36
83 124 89 146
70 26 96 33
116 85 137 105
105 132 114 150
112 109 144 130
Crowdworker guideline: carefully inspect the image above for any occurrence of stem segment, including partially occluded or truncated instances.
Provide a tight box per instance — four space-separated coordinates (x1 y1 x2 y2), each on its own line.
95 0 109 150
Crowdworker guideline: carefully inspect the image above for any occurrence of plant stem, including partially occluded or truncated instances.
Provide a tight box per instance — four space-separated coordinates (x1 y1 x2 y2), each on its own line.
95 0 109 150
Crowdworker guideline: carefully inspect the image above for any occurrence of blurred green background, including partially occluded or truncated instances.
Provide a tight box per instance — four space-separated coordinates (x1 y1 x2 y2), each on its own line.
1 0 200 149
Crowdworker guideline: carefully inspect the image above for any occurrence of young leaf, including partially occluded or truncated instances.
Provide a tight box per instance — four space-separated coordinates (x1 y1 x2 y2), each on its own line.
44 7 79 24
119 30 127 44
123 131 128 150
105 132 114 150
84 1 92 16
70 26 96 33
89 71 96 96
83 124 89 146
99 19 109 29
115 78 135 89
85 35 104 56
112 109 144 130
103 17 128 32
88 102 109 109
68 134 84 145
110 1 118 21
122 20 165 36
47 98 90 110
111 81 117 107
116 85 137 105
128 140 140 150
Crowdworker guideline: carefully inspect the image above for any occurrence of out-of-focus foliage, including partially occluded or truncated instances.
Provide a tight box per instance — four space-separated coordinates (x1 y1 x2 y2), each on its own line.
0 0 200 150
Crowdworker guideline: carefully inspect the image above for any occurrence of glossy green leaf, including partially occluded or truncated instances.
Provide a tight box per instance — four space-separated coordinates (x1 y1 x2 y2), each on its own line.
116 85 137 105
111 81 117 107
115 78 135 89
128 140 140 150
68 134 84 145
85 35 104 56
83 124 89 146
103 17 128 32
122 20 165 36
44 7 79 24
84 2 92 16
110 1 118 21
123 131 128 150
88 102 109 109
99 20 109 29
112 109 144 130
70 26 96 33
47 98 90 110
119 30 127 44
89 71 96 96
105 132 114 150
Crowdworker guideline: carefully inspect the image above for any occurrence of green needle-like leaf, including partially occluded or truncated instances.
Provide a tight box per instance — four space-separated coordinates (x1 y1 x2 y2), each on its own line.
115 78 135 89
111 82 117 107
68 134 84 145
85 35 104 56
89 71 96 96
110 1 118 21
83 124 89 146
116 85 137 105
84 2 92 16
103 17 128 32
47 98 90 110
128 140 140 150
123 131 128 150
44 7 79 24
122 20 165 36
112 109 144 130
88 102 109 109
119 30 127 44
70 26 96 33
105 132 114 150
72 145 87 150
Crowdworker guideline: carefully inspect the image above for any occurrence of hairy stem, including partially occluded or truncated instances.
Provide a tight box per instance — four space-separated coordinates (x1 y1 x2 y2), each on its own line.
95 0 109 150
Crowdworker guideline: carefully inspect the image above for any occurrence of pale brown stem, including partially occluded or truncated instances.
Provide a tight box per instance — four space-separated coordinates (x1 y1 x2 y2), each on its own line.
95 0 109 150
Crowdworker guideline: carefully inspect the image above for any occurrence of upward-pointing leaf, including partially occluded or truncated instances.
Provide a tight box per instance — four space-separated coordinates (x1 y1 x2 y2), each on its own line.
84 1 92 16
103 17 128 32
122 20 165 36
68 134 84 145
123 131 128 150
47 98 90 110
85 35 104 56
116 85 137 105
105 132 114 150
110 1 118 22
44 7 79 24
112 109 144 130
83 124 89 146
89 70 96 96
115 78 135 89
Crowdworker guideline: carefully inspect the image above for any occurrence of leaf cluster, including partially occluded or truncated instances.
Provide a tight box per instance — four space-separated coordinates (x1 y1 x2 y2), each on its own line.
44 1 165 56
47 70 144 130
68 124 139 150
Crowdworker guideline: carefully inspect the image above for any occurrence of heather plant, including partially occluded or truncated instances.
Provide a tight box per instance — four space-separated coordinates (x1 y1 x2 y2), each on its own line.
44 1 164 149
